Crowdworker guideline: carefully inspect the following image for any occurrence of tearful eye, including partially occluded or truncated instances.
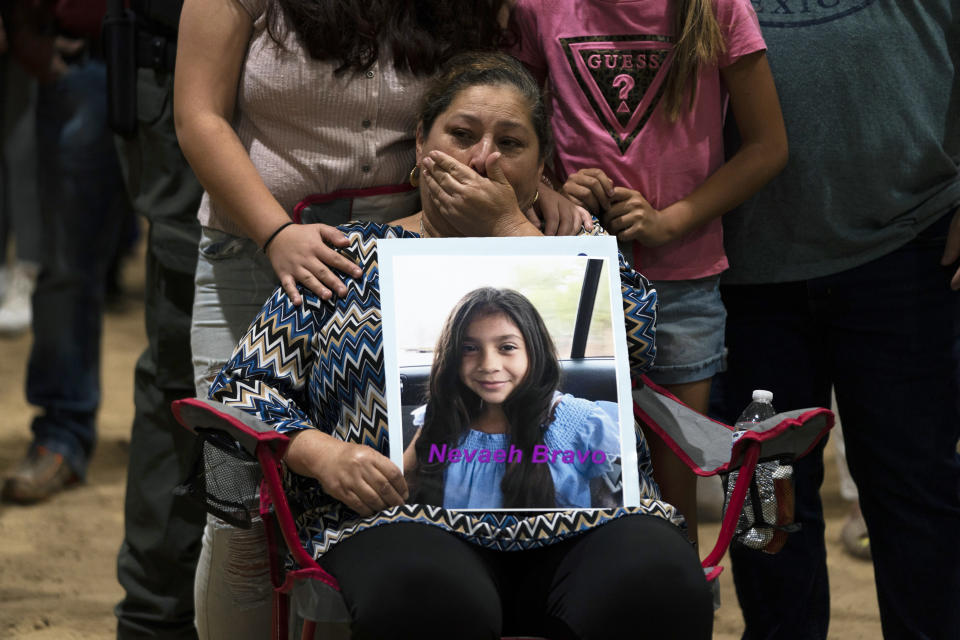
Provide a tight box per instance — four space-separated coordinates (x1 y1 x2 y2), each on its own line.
451 129 474 144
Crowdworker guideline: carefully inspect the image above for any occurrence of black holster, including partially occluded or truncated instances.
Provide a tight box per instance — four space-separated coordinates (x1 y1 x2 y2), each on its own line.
102 5 138 138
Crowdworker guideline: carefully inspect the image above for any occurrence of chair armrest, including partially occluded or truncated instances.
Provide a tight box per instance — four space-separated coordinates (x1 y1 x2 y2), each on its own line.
633 375 834 476
172 397 291 459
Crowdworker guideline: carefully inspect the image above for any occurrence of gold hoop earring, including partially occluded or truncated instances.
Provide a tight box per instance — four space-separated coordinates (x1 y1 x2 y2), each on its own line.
409 166 420 187
522 190 540 210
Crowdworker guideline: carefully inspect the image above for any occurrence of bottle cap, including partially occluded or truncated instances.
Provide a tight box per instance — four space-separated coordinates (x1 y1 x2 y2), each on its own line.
752 389 773 403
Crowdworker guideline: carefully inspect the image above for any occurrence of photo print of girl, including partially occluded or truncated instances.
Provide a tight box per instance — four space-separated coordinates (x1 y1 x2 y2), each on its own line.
402 287 623 510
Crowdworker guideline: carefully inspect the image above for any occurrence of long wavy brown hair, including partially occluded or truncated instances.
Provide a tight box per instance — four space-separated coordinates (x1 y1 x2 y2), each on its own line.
264 0 511 75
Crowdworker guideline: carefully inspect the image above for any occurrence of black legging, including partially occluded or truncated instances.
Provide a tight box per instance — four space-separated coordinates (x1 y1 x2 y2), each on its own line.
319 515 713 639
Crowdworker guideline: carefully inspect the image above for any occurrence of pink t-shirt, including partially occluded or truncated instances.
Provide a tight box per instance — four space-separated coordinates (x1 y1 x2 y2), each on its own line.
511 0 765 280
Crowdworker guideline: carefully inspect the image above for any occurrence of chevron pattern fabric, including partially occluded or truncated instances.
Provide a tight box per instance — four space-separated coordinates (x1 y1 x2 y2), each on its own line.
210 222 677 562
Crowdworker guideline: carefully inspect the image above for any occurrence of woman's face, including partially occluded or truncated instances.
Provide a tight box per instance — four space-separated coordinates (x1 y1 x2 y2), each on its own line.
458 311 529 407
417 83 544 212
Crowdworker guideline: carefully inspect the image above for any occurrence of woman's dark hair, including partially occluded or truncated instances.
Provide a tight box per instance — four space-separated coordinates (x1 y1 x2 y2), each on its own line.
413 287 560 509
264 0 510 76
418 51 553 160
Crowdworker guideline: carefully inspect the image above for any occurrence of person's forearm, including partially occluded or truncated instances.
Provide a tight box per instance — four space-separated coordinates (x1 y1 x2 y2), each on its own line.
175 111 290 246
662 49 788 239
661 138 788 239
174 0 287 246
284 429 337 478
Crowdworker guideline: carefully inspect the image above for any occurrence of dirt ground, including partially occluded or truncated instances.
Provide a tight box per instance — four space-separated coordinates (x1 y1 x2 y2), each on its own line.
0 241 882 639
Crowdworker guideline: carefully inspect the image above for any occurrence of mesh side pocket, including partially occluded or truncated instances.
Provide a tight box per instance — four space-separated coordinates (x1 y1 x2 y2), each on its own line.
175 429 263 529
722 461 799 554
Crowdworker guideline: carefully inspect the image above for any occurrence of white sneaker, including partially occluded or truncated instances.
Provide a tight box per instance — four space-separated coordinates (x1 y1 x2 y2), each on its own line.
0 261 38 335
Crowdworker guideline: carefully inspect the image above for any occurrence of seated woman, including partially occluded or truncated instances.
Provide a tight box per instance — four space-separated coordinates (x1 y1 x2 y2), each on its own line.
404 287 622 510
209 52 712 639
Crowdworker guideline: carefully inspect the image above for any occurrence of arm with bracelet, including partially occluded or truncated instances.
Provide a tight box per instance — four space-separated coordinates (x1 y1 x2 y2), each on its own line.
173 0 360 306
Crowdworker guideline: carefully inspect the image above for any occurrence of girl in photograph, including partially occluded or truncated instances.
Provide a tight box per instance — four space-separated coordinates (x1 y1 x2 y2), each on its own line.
404 287 621 510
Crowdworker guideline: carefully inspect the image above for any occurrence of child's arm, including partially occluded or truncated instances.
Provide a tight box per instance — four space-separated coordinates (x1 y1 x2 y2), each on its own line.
604 50 788 246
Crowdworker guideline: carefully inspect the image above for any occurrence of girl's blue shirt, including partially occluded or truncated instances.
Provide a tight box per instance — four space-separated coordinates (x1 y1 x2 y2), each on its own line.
415 392 622 509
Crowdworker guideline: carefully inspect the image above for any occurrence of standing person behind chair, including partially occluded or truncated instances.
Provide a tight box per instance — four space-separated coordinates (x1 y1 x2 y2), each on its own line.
509 0 788 542
109 1 207 637
0 0 128 504
0 52 42 335
709 3 960 638
174 2 512 637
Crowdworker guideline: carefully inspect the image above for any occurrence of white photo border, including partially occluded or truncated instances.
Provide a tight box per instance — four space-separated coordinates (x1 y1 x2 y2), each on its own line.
379 235 640 509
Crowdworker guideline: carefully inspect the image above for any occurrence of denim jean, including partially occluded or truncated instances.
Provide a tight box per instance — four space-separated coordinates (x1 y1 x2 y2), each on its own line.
191 226 278 639
0 57 43 266
191 226 276 396
711 211 960 639
647 274 726 385
26 59 126 478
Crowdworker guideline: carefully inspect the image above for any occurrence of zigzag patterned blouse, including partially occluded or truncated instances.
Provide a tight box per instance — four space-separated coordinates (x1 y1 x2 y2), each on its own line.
209 222 683 560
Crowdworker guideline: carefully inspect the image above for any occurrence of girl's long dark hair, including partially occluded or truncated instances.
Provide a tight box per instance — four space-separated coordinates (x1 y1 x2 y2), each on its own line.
264 0 510 75
413 288 560 509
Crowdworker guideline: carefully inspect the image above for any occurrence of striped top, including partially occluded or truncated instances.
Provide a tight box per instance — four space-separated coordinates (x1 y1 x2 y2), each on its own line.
209 222 680 560
197 0 431 236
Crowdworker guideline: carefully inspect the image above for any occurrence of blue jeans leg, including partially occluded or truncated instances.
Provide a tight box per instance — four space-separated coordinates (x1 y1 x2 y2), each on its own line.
716 212 960 640
26 59 125 478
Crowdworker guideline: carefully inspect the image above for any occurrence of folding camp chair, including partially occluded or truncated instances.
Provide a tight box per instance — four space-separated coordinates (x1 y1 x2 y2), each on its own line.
172 375 833 640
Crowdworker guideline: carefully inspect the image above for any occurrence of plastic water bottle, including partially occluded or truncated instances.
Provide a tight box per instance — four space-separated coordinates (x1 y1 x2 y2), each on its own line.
736 389 776 427
723 390 793 552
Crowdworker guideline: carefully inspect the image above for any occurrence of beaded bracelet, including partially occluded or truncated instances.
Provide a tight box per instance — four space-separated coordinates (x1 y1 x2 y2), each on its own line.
260 221 295 254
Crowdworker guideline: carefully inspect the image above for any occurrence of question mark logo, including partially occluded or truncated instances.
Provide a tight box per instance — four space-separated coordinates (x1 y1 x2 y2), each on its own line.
612 74 635 114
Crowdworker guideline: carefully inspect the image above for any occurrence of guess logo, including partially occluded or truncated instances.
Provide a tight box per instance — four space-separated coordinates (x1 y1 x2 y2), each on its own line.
560 35 672 154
